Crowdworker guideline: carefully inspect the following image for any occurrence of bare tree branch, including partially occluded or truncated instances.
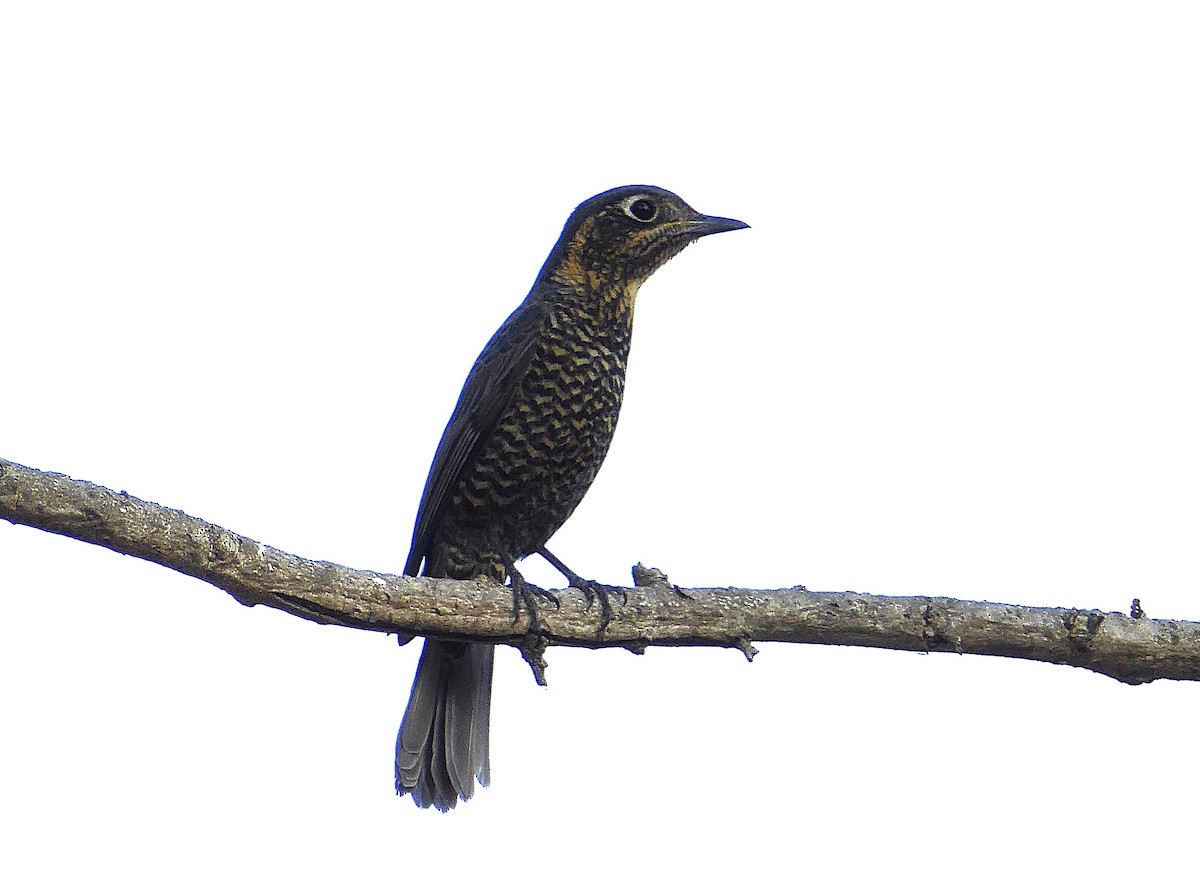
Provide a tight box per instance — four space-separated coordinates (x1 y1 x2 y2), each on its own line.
2 456 1197 687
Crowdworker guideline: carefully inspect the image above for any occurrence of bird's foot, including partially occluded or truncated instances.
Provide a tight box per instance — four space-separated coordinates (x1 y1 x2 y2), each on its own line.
535 547 624 634
562 574 625 634
507 565 559 630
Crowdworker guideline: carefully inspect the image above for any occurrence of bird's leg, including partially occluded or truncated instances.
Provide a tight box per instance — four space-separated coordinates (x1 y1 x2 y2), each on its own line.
537 547 623 633
504 556 558 630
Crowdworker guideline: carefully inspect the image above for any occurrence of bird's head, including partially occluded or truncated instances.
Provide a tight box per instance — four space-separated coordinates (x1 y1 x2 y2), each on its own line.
542 185 748 309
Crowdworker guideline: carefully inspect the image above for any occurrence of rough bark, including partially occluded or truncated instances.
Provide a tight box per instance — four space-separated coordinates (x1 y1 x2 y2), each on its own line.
2 456 1196 687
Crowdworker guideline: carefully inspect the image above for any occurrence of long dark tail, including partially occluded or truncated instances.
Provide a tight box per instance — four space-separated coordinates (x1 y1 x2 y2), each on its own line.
395 639 494 811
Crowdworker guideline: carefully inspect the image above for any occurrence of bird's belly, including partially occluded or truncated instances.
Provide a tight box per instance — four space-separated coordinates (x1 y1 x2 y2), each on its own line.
447 368 623 558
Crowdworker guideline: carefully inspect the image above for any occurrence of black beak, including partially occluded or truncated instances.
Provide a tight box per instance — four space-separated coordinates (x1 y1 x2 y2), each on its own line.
683 214 750 237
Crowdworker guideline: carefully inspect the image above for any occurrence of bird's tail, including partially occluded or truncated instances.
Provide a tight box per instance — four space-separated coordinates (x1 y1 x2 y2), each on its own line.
395 639 494 811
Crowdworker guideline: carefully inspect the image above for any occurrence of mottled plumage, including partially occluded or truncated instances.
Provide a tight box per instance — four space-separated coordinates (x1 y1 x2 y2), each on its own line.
396 186 747 810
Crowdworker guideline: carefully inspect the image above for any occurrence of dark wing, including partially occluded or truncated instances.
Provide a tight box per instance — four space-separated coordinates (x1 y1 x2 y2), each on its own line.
404 298 547 576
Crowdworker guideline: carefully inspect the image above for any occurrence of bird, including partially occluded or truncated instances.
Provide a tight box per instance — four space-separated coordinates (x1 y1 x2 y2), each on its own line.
395 185 748 810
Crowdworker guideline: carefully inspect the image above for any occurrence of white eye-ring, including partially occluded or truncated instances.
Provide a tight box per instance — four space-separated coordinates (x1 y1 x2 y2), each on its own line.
623 196 658 223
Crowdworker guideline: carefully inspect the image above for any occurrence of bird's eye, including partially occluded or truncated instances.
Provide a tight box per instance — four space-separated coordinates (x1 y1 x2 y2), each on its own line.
626 198 657 222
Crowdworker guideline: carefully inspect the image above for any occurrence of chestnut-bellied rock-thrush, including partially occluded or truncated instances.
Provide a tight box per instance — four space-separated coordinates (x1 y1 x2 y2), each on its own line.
396 185 748 810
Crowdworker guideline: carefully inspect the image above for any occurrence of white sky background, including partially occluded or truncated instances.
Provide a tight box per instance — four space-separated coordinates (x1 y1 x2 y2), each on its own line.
2 2 1198 892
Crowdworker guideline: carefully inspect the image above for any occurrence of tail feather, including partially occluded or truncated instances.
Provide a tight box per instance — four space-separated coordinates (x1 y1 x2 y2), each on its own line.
396 639 494 812
445 642 493 797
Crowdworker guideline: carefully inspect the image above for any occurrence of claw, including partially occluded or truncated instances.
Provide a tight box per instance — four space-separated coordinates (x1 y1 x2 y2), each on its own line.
536 547 623 634
570 576 618 633
507 564 555 630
